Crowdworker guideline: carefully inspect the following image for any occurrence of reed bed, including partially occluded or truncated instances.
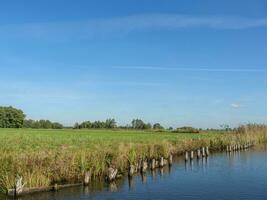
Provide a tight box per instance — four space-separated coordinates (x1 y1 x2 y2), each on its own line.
0 125 266 194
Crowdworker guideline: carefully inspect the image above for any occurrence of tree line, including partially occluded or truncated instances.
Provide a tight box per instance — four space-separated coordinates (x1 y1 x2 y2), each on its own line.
23 119 63 129
74 118 165 130
0 106 63 129
1 106 220 132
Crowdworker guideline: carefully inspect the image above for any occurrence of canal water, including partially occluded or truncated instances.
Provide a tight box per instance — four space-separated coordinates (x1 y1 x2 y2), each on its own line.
5 145 267 200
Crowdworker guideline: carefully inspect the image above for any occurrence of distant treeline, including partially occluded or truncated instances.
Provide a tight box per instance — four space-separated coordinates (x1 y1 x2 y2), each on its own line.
23 119 63 129
172 126 200 133
0 106 233 132
74 119 117 129
74 118 165 130
0 106 63 129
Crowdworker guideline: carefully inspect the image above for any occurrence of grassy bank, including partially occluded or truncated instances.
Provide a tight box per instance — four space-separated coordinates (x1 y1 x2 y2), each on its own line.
0 125 266 194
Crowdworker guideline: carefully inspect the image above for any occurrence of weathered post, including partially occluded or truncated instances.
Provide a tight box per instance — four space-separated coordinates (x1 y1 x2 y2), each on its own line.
107 167 118 182
150 159 156 170
185 151 189 162
226 146 229 152
169 154 173 166
137 160 142 172
8 177 26 197
129 165 135 177
155 160 159 168
190 151 194 160
197 149 201 159
141 160 148 173
84 171 91 185
229 145 232 152
53 184 59 191
159 157 164 168
205 146 209 156
202 147 206 157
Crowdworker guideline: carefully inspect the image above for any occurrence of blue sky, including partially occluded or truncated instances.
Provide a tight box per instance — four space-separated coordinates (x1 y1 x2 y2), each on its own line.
1 0 267 128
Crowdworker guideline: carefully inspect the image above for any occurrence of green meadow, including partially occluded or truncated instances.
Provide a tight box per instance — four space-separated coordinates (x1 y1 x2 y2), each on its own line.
0 128 219 153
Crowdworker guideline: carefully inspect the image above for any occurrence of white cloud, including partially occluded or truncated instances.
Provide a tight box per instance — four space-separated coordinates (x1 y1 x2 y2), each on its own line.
230 103 243 108
1 14 267 40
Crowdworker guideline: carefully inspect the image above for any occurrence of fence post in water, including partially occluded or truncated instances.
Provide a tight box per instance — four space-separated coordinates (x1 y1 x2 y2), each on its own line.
10 177 26 196
197 149 201 159
129 165 135 177
141 160 148 173
202 147 206 157
190 151 194 160
185 152 189 162
107 167 118 182
205 146 209 156
84 171 91 186
169 155 173 166
226 146 229 152
160 157 164 168
150 159 156 170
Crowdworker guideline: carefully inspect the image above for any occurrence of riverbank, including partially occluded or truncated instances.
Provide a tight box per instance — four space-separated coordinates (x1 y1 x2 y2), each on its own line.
0 125 266 196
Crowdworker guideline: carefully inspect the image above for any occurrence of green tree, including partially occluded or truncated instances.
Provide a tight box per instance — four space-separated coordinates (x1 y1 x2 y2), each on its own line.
153 123 164 130
0 106 25 128
131 119 151 129
105 118 116 128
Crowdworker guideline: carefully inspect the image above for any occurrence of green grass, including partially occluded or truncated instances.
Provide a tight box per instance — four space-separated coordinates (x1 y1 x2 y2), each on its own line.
0 129 219 153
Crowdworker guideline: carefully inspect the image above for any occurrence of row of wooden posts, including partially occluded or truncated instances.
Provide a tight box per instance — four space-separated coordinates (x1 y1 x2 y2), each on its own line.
106 155 174 182
225 141 254 152
127 155 173 180
107 147 211 182
185 146 209 162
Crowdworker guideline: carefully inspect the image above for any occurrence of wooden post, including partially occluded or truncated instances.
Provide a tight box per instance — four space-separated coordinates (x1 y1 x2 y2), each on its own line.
197 149 201 159
169 155 173 166
14 177 25 196
159 157 164 168
84 171 91 185
229 146 232 152
107 167 118 182
129 165 135 177
150 159 156 170
155 160 159 168
141 160 148 173
185 152 189 162
190 151 194 160
205 146 209 156
202 147 206 157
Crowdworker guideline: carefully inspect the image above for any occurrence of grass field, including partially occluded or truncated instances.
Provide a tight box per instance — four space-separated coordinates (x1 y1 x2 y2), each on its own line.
0 129 219 153
0 126 265 194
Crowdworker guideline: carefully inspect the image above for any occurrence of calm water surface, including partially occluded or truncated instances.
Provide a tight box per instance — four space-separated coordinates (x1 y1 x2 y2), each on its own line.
5 145 267 200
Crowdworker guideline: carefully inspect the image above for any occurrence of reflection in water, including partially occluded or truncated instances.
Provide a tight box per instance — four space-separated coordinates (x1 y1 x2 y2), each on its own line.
108 182 117 192
190 160 194 171
3 144 267 200
159 167 164 176
141 173 147 184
